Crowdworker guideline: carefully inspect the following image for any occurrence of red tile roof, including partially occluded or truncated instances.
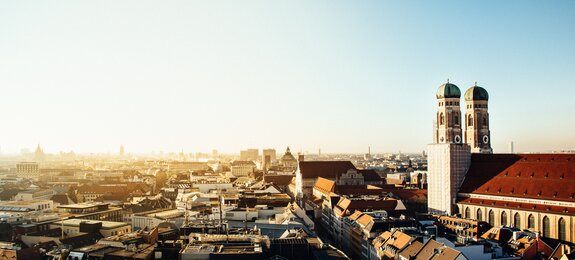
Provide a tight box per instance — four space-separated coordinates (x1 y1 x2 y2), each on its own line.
459 153 575 202
314 177 336 195
298 161 355 179
263 175 294 185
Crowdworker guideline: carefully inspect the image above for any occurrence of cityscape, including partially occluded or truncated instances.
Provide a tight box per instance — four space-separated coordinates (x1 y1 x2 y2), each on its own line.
1 1 575 260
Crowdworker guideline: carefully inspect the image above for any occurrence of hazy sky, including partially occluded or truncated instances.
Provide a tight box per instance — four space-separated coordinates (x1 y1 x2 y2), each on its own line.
1 1 574 154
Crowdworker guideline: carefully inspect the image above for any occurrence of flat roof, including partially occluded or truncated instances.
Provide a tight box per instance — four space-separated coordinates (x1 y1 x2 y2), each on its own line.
74 243 111 253
51 219 129 229
0 200 52 206
58 202 109 209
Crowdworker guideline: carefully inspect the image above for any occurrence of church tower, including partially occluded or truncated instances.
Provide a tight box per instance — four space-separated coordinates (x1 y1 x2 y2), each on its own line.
434 81 463 144
464 83 492 153
427 81 471 215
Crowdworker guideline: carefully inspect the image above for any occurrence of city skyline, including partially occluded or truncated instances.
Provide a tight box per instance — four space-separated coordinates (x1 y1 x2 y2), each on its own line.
1 1 574 154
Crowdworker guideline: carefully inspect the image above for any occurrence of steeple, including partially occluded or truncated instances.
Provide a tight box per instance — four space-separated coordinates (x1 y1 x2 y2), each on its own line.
464 83 492 153
34 144 45 161
434 81 463 144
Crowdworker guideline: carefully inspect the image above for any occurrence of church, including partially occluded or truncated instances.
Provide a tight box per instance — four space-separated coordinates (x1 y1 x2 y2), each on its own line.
427 81 575 243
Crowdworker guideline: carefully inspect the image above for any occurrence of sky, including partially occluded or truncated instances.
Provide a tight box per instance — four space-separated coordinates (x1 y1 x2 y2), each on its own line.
0 1 574 154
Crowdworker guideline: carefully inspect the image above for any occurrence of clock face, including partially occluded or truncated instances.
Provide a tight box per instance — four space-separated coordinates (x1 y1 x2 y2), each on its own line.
455 135 461 143
483 135 489 144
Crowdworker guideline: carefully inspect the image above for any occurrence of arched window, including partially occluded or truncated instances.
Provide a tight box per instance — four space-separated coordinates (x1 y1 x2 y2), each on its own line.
468 115 473 126
542 216 550 237
440 113 445 125
476 209 483 221
501 211 508 226
488 210 495 226
558 218 567 241
528 214 535 229
454 113 459 125
483 116 487 126
464 207 470 218
514 213 521 228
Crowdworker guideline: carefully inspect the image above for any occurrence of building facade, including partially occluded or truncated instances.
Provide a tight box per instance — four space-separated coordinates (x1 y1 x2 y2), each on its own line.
16 162 39 177
427 81 575 243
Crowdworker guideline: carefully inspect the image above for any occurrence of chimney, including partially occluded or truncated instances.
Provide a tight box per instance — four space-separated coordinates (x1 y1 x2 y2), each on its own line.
298 154 305 162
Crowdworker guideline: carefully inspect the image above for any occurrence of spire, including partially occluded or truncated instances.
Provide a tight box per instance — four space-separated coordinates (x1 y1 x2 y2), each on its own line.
447 78 449 84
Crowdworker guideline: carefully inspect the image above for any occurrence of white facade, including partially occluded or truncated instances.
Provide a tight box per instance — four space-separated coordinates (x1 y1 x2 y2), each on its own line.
427 143 470 215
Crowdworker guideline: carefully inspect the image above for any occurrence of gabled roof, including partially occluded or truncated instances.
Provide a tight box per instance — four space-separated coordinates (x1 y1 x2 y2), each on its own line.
459 153 575 202
415 239 463 260
358 169 382 182
334 197 352 216
373 231 392 249
349 211 363 221
263 175 293 186
51 194 73 205
399 240 424 259
356 214 374 228
382 230 414 258
313 177 335 195
298 161 355 179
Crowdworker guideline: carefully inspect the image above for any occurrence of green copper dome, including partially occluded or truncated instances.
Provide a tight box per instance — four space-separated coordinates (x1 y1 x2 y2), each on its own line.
436 82 461 99
464 85 489 101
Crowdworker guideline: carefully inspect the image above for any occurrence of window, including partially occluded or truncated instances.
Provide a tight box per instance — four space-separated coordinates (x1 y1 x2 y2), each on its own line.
477 209 483 221
440 113 445 125
542 216 550 237
468 115 473 127
501 211 507 226
558 218 567 241
514 213 521 228
465 208 470 219
528 214 535 229
483 116 487 126
455 114 459 125
488 210 495 226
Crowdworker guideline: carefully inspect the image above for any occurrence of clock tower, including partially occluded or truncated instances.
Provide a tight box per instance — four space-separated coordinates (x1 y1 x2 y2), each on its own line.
464 83 492 153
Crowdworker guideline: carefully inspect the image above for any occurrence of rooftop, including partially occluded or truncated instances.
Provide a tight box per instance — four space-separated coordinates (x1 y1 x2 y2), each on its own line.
459 153 575 202
52 219 129 229
58 202 109 209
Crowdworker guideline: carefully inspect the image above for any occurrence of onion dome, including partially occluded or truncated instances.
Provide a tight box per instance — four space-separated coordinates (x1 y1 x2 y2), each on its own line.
464 83 489 101
436 81 461 99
